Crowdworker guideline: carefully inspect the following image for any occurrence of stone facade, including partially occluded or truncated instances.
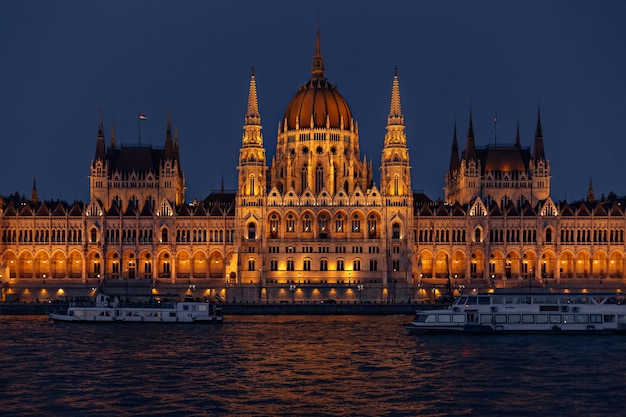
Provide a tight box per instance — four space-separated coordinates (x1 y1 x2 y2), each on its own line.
1 30 623 303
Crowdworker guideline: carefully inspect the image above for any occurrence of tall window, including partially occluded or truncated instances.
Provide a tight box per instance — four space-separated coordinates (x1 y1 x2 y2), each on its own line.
286 215 295 232
369 260 378 271
335 214 344 232
392 223 400 239
248 259 256 271
393 175 399 195
287 259 295 271
249 174 255 195
303 259 311 271
302 214 311 232
248 223 256 240
270 259 278 271
315 163 324 193
351 215 361 232
320 259 328 271
337 259 344 271
353 259 361 271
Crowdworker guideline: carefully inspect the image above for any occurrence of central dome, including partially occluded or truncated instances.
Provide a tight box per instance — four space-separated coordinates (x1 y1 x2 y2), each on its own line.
283 78 353 130
282 29 353 131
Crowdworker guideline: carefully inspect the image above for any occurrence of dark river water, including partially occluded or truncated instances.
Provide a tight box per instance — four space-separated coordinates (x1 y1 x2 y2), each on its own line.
0 314 624 416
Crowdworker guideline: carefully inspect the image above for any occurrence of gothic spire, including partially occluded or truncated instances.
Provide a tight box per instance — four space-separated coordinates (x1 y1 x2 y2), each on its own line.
533 107 545 161
311 19 325 79
387 67 404 126
164 110 175 160
245 68 261 126
95 109 106 160
449 122 460 172
587 177 595 203
31 177 38 205
465 108 476 160
110 123 116 149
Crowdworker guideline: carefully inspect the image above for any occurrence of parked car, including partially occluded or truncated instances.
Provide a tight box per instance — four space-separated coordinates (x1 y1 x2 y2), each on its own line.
321 299 336 304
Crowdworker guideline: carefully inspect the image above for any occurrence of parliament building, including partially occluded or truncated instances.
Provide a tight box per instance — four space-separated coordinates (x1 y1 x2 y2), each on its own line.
1 30 623 303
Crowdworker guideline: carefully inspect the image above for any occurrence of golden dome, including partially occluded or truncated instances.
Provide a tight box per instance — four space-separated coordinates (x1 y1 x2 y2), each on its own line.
282 28 353 131
283 78 353 131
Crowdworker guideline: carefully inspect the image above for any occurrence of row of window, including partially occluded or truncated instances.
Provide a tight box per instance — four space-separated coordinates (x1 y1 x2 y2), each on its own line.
250 258 401 272
2 229 82 243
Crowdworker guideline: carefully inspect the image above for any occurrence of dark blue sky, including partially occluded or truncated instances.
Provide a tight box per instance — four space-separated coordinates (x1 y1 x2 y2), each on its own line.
1 1 625 203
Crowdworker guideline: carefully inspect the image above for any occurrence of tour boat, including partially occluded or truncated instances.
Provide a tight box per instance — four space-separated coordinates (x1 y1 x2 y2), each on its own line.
405 292 626 333
49 291 223 324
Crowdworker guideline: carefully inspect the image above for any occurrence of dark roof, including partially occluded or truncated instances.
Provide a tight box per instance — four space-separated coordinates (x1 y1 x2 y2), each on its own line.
107 145 165 174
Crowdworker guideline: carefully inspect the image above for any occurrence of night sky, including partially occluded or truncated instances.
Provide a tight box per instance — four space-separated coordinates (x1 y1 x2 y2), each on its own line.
1 1 625 204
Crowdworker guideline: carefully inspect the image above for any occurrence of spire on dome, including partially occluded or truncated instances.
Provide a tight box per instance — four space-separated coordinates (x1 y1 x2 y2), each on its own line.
245 68 261 126
465 108 476 160
387 67 403 126
311 18 325 79
533 107 545 161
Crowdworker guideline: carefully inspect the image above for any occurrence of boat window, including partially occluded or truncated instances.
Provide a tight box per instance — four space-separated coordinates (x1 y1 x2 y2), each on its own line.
508 314 521 324
494 314 507 324
522 314 534 324
576 314 589 324
563 314 575 324
438 314 451 323
590 314 602 324
491 297 504 304
452 314 465 323
456 296 468 305
414 314 429 323
425 315 437 323
574 297 590 304
480 314 492 324
536 314 548 324
478 297 490 305
549 314 561 324
604 315 616 323
466 296 477 305
504 297 514 304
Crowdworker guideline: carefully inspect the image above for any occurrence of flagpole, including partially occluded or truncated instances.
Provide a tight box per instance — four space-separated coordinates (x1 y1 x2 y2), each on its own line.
138 113 141 145
493 112 497 145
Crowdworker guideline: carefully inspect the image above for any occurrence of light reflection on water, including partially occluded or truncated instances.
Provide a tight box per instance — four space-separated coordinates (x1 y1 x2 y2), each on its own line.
0 315 624 416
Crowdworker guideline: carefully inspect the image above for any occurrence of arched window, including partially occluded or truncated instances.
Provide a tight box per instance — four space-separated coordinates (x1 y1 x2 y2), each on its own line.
248 259 255 271
474 227 482 243
90 228 97 243
546 228 553 243
161 228 168 243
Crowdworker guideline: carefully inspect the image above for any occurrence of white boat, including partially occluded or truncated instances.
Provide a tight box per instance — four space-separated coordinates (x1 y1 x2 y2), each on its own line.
405 292 626 333
49 291 223 324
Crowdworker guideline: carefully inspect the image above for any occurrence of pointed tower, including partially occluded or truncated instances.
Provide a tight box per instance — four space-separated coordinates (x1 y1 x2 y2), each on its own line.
31 178 38 205
90 110 109 203
237 68 267 199
587 178 595 203
380 68 412 198
159 111 185 205
235 69 268 288
380 68 414 283
445 109 481 204
530 107 550 201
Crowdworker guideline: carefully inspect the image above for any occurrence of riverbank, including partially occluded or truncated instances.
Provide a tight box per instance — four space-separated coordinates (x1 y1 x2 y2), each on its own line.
0 301 439 316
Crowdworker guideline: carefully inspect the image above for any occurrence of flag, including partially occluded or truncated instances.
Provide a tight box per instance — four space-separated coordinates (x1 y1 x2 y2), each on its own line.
139 113 147 121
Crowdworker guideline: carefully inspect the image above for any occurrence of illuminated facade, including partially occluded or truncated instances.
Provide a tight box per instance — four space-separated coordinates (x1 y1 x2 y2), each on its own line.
1 30 624 303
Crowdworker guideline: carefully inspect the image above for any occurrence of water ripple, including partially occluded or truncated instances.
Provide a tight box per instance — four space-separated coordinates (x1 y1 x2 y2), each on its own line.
1 315 625 416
